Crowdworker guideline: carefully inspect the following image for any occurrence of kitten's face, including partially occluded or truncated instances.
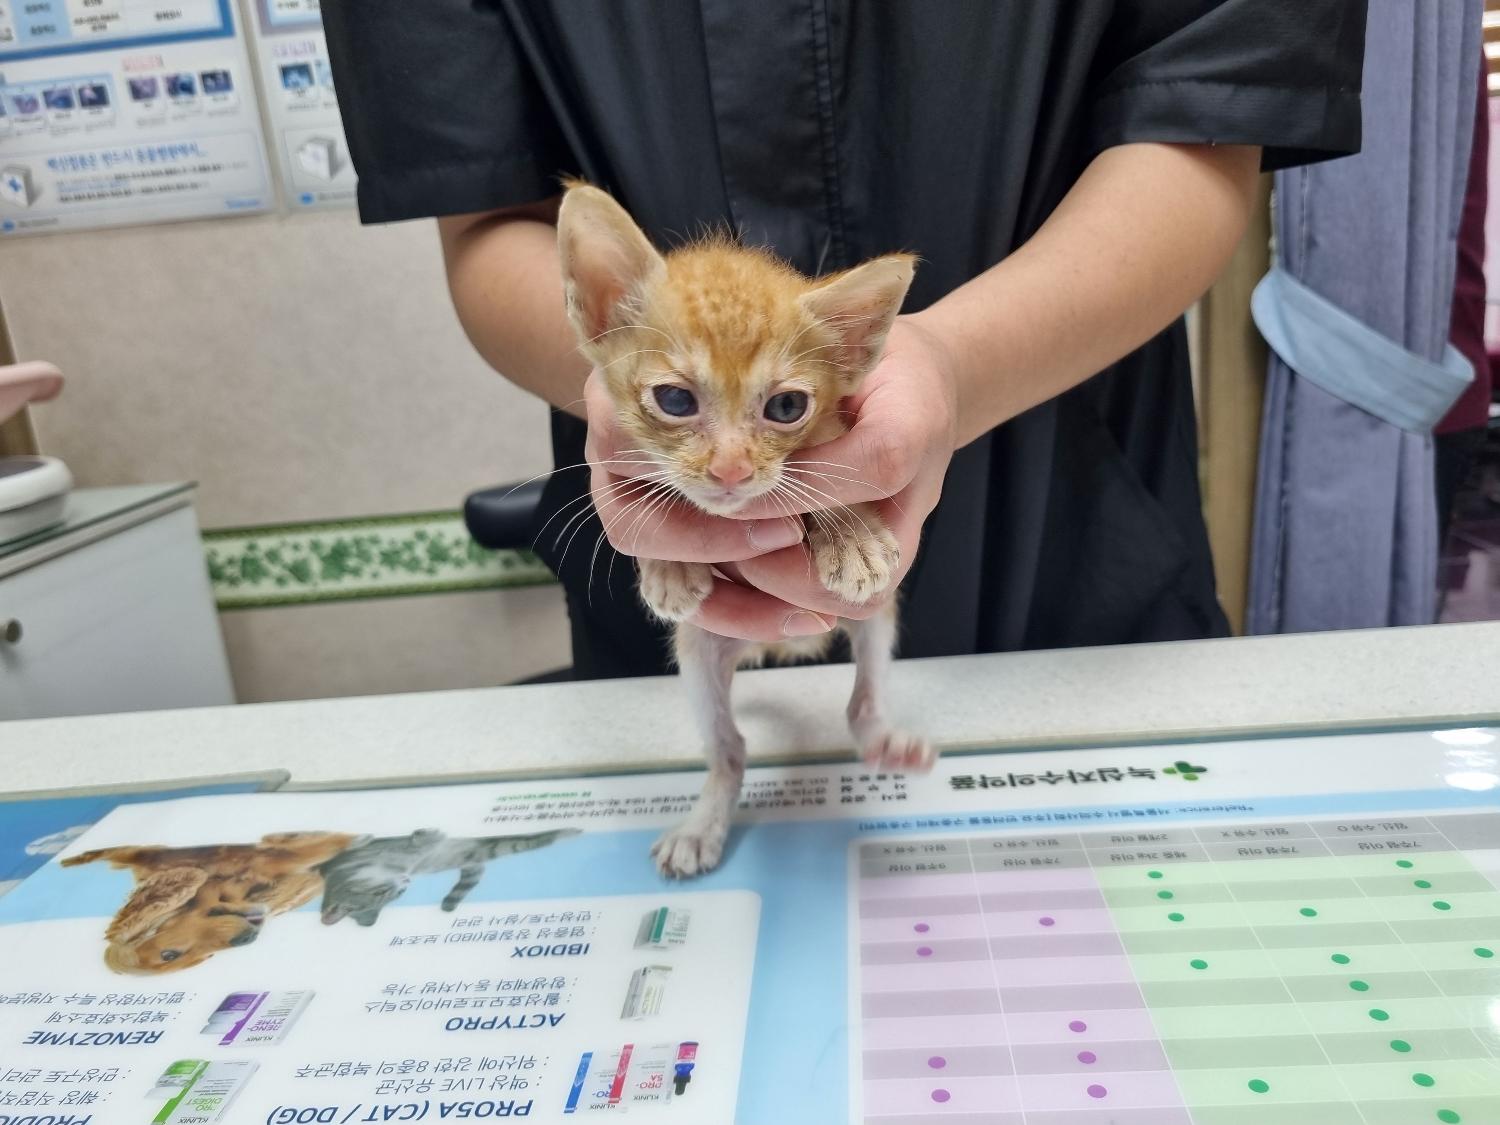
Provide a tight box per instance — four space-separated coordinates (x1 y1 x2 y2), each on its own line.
558 185 914 516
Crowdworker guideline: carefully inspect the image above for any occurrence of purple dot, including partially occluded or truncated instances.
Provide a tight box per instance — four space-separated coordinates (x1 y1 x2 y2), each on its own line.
1087 1085 1108 1099
914 923 930 933
1068 1020 1087 1033
1077 1051 1097 1064
927 1056 947 1070
931 1089 950 1104
916 946 932 957
1039 916 1056 927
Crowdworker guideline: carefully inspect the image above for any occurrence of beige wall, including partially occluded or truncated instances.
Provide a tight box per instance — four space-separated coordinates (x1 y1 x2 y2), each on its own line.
1 209 572 700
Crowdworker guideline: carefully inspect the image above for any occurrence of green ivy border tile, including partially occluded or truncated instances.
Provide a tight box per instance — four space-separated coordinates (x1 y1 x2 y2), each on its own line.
203 510 555 610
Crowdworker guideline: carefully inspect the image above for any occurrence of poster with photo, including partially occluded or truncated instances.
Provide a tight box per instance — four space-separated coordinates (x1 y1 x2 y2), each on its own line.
0 0 273 235
242 0 353 210
0 729 1496 1123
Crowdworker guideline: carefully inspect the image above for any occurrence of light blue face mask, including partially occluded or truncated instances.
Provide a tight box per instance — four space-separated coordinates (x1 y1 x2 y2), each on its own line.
1251 265 1474 435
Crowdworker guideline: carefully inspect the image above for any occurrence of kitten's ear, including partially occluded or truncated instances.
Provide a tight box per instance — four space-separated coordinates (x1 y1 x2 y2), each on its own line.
798 254 916 385
557 184 666 350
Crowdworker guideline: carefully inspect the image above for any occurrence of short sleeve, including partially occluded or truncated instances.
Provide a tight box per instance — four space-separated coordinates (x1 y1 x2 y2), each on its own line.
1089 0 1367 171
322 0 575 222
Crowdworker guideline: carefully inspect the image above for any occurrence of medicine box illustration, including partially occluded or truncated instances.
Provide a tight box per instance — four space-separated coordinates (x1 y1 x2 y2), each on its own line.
0 166 38 208
295 135 342 181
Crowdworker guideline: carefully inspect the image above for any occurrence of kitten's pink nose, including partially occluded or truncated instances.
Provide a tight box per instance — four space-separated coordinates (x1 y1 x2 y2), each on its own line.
707 455 753 486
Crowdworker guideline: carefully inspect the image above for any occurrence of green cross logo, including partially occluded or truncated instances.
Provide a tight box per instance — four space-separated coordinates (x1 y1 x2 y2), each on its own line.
1162 760 1209 781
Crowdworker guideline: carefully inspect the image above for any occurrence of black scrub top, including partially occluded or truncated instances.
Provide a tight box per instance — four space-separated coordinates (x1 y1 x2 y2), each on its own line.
323 0 1366 679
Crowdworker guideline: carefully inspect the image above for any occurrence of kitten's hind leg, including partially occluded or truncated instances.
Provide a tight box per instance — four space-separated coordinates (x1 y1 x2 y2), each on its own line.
652 624 749 878
846 606 935 772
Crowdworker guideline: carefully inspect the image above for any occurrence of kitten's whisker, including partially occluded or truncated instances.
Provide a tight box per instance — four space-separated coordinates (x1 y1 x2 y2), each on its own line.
617 485 677 557
550 499 612 557
491 462 589 505
623 496 682 580
588 322 675 344
549 476 662 558
501 457 660 512
784 341 850 365
599 482 680 594
776 478 857 537
541 484 632 548
775 310 872 364
532 474 666 549
608 490 675 589
775 318 828 364
785 458 859 472
782 482 866 539
581 486 665 601
782 467 909 520
764 487 818 582
597 347 673 371
780 467 867 488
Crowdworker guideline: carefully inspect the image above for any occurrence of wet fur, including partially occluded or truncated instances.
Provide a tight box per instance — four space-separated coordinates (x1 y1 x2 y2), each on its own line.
557 184 936 879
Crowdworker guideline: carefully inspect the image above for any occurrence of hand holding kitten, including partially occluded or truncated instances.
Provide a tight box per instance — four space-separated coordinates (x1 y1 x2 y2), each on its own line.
585 315 959 642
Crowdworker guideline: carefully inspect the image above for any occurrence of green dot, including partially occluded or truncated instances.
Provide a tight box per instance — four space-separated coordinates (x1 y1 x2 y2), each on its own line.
1247 1079 1270 1094
1299 907 1318 917
1167 912 1185 922
1432 900 1451 911
1369 1008 1390 1021
1475 947 1494 959
1413 1073 1435 1088
1396 859 1414 868
1390 1039 1412 1053
1190 959 1208 970
1413 878 1432 889
1331 953 1351 965
1349 979 1370 992
1147 871 1164 879
1157 890 1175 900
1438 1110 1461 1123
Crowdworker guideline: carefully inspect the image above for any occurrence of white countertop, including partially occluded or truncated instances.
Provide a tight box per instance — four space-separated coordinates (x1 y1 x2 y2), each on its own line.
4 620 1499 796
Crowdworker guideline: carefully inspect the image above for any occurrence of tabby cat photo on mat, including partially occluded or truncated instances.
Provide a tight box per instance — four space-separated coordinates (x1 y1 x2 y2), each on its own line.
558 183 934 879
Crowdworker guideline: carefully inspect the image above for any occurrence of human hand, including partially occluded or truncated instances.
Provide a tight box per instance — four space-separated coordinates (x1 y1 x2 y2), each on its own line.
707 317 958 637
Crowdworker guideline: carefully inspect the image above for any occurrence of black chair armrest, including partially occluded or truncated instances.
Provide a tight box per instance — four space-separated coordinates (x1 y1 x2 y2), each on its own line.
463 478 547 551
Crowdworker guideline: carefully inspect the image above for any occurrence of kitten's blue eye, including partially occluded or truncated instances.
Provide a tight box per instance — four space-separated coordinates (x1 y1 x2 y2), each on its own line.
764 391 809 424
653 385 698 417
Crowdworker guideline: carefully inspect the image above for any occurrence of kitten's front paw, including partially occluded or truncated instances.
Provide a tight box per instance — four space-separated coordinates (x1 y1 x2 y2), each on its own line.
638 558 713 622
812 519 900 604
860 728 937 773
651 821 728 879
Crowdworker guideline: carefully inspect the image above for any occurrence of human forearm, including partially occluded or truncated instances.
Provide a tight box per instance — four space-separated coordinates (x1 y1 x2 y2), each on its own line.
438 202 590 417
912 143 1262 448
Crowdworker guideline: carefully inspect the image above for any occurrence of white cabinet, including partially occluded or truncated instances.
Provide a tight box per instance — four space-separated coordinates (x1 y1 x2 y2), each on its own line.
0 486 234 719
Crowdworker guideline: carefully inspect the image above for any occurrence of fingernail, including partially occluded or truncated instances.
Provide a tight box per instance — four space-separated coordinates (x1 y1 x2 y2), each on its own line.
747 519 805 552
783 611 834 637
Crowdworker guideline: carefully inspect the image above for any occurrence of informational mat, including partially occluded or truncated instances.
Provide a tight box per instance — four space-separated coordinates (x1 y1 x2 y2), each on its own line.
0 727 1496 1123
0 0 273 235
241 0 353 210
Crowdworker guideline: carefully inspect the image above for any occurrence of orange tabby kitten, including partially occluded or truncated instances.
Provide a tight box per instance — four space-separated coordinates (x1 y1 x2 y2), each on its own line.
557 184 934 877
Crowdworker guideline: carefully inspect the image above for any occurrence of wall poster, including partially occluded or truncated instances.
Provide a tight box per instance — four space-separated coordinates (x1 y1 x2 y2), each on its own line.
0 0 273 235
